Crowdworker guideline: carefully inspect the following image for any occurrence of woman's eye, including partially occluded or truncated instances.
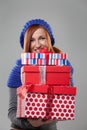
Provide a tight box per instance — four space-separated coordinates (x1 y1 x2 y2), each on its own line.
30 39 34 42
40 37 46 40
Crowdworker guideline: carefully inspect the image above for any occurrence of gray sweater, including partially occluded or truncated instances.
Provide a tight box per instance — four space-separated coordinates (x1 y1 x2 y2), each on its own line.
8 87 57 130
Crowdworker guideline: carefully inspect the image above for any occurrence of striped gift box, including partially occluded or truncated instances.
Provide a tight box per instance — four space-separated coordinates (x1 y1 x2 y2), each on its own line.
21 53 66 59
49 53 66 59
49 59 67 66
21 53 67 65
23 59 46 65
21 59 67 66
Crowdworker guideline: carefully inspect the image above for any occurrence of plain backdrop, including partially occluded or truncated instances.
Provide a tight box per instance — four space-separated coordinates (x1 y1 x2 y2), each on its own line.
0 0 87 129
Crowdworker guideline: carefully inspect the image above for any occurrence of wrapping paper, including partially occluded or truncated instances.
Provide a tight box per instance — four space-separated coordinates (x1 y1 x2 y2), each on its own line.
21 58 67 65
21 53 67 59
17 85 76 120
21 53 67 65
21 66 70 85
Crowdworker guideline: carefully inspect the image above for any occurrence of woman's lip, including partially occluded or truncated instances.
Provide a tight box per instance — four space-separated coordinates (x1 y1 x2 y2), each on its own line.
33 50 40 53
33 47 46 52
33 49 41 52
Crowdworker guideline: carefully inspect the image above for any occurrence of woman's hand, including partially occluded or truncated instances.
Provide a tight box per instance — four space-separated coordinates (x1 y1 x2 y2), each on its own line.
27 118 54 127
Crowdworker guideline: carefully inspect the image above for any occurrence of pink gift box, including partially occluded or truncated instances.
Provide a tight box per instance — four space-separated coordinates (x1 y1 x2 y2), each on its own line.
17 85 76 121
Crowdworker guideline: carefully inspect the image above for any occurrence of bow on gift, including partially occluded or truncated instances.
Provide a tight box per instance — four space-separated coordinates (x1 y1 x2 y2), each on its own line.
39 48 52 53
17 83 54 99
17 83 35 98
39 48 52 65
17 83 76 99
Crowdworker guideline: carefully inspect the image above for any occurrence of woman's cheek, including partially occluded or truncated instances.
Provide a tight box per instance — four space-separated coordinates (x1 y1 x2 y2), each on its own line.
30 44 34 51
42 42 48 48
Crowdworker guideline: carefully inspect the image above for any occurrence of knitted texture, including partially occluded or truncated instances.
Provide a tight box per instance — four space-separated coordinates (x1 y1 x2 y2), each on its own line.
67 60 74 86
20 19 55 48
7 59 22 88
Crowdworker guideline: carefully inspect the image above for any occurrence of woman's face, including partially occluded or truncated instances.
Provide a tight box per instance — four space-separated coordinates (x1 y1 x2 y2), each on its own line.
30 28 48 52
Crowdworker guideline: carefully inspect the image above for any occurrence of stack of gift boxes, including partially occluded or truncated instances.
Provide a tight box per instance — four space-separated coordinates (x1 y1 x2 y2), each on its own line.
17 51 76 121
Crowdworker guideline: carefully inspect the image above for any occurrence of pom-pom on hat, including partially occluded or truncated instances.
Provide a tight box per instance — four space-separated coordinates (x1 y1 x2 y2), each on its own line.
20 19 55 48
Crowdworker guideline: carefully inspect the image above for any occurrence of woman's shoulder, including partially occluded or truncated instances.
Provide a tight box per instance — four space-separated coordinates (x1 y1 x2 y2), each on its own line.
7 58 22 88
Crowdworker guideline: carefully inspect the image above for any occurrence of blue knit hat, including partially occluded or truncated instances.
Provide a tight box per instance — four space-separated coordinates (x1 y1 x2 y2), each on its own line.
20 19 55 48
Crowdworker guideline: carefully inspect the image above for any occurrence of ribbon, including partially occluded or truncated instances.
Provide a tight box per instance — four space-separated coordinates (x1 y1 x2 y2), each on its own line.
17 83 35 98
17 84 76 99
17 84 55 99
39 66 46 84
48 85 54 95
39 48 50 65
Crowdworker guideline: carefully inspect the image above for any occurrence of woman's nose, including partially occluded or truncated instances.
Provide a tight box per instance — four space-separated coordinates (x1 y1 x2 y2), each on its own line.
35 40 41 47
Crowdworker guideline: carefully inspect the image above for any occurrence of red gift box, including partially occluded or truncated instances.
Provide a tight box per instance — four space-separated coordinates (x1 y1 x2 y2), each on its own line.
21 66 70 85
17 85 76 120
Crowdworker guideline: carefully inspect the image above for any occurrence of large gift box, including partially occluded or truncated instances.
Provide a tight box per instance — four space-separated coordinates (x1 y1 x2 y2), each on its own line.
17 85 76 120
21 66 70 85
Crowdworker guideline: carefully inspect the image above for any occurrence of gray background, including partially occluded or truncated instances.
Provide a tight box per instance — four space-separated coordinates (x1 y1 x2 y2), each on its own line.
0 0 87 129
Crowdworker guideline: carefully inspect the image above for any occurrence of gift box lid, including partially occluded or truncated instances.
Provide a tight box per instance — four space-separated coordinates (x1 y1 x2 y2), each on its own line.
17 85 76 98
21 65 70 73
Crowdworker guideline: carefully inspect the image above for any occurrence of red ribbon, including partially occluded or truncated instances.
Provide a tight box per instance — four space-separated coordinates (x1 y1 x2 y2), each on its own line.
17 83 55 99
48 85 54 95
17 82 35 98
39 48 52 65
17 84 76 99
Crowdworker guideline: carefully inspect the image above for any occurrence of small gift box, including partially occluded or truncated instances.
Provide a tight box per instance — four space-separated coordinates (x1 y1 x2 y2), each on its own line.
21 53 67 65
21 66 70 85
17 85 76 120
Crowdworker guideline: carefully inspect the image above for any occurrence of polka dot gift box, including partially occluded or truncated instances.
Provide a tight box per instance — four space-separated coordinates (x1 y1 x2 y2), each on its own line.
17 85 76 120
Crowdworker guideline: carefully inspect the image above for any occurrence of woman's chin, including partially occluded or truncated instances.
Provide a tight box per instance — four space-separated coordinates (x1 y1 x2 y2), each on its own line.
32 50 40 53
31 47 48 53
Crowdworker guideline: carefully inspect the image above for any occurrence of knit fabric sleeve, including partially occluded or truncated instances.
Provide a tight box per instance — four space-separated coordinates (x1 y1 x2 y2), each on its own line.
7 59 22 88
67 60 74 86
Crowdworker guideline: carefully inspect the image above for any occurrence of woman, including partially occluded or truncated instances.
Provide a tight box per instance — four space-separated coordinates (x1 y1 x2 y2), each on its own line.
7 19 74 130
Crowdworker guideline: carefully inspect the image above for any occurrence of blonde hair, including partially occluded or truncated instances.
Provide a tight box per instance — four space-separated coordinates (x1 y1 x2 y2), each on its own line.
24 25 62 53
